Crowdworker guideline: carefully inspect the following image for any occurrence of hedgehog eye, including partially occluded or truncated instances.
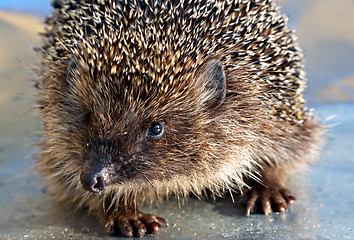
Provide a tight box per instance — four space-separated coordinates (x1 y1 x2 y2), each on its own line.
148 121 165 139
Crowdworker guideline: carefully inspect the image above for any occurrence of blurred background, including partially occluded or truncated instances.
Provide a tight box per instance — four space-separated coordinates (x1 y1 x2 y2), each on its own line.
0 0 353 239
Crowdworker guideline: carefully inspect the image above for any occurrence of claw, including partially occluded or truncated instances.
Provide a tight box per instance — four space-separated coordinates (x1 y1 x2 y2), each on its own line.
156 216 167 225
277 202 286 212
287 195 296 204
262 199 272 216
103 218 115 235
281 189 297 204
118 219 133 237
104 211 166 237
244 185 295 216
146 221 161 234
245 188 258 216
132 219 146 237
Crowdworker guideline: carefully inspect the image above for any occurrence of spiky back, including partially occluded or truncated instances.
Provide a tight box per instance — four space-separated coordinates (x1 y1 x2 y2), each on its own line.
42 0 307 124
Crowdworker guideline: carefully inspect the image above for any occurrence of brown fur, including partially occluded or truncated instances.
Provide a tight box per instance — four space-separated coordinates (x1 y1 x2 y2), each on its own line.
35 0 324 237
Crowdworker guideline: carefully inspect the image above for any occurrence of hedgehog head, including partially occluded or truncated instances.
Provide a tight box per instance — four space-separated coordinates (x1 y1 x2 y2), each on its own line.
62 38 227 194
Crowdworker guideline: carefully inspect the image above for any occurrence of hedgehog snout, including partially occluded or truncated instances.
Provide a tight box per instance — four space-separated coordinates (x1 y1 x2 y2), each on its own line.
80 168 106 193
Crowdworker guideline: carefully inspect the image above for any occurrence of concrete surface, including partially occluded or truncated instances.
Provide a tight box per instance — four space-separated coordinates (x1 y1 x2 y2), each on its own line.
0 0 354 239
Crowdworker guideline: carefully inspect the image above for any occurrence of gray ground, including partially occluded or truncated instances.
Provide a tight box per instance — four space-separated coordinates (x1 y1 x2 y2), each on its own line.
0 0 353 239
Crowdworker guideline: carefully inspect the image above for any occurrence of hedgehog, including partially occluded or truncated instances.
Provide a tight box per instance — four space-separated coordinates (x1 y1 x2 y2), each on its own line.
35 0 323 237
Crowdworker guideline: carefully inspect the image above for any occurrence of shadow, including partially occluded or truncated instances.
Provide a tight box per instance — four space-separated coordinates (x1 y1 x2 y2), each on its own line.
210 194 247 217
188 191 246 217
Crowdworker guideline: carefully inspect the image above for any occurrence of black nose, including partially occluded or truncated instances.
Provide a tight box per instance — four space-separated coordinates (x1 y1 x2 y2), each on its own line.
80 169 105 193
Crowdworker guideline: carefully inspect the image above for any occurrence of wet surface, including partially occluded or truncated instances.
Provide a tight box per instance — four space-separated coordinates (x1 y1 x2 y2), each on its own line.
0 0 353 239
0 104 353 240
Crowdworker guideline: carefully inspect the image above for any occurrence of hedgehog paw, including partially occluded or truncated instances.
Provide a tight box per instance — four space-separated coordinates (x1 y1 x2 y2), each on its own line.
104 210 166 237
242 184 296 216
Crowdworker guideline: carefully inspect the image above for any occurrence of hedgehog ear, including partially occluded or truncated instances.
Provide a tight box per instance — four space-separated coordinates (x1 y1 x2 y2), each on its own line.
200 60 226 109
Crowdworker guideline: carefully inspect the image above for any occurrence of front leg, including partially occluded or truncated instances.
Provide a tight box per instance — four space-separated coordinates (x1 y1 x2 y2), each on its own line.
99 196 166 237
243 166 296 216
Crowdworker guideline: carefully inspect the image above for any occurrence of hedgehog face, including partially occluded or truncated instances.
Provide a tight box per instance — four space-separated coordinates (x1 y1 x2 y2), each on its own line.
62 57 226 193
79 102 202 193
